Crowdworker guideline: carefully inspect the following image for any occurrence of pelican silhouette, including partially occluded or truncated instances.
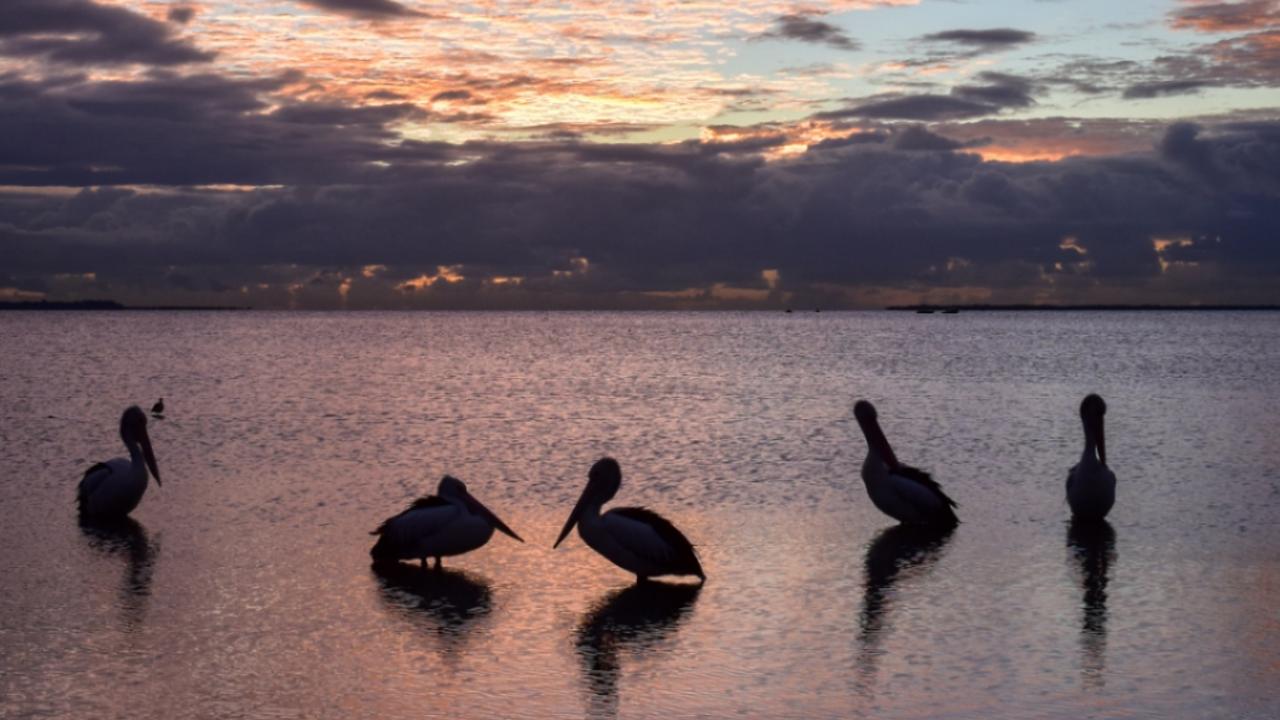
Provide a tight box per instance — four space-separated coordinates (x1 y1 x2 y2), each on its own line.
77 406 161 519
853 400 958 526
370 475 522 568
1067 394 1116 521
554 458 704 583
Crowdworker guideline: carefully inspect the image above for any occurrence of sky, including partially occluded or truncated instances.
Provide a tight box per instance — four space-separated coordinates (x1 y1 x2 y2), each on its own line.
1 0 1278 308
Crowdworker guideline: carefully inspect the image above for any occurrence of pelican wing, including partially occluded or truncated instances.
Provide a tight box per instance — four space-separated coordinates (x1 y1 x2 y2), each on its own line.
894 465 957 508
370 494 450 535
77 462 114 510
611 507 705 579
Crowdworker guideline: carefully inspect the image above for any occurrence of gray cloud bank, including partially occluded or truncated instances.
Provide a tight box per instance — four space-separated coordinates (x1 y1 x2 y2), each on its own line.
2 67 1278 308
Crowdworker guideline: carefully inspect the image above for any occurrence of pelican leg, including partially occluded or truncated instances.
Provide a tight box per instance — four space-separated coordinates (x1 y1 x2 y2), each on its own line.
433 557 442 570
636 575 650 584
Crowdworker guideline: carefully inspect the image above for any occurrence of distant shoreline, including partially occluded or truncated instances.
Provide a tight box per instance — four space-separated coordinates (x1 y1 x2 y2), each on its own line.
4 299 1279 312
0 300 248 311
887 304 1280 312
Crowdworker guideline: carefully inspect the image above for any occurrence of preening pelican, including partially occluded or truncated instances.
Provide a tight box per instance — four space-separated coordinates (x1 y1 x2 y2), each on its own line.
77 406 162 519
1067 394 1116 521
553 458 705 583
854 400 958 526
370 476 523 568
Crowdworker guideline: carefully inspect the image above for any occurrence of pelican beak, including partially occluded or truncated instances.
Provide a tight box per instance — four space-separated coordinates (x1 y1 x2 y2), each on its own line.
464 493 523 542
1093 415 1107 466
865 420 899 469
141 427 161 487
554 487 591 549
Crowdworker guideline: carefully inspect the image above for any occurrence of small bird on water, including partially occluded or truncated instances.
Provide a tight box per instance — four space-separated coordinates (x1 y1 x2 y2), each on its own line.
78 406 162 519
1067 394 1116 521
150 398 164 416
853 400 958 526
370 476 523 568
553 458 705 583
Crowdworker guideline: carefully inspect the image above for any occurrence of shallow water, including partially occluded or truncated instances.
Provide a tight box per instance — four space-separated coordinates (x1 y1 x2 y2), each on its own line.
1 311 1278 719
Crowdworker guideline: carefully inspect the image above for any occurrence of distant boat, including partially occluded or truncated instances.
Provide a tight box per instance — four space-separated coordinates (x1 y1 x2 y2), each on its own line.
554 458 705 583
915 309 935 314
78 406 162 519
941 308 959 314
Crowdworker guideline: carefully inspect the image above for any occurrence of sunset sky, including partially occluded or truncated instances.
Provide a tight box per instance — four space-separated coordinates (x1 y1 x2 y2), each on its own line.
2 0 1278 308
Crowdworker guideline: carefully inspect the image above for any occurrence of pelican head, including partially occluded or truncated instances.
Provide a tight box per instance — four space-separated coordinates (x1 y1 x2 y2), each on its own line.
853 399 898 469
553 457 622 549
439 475 523 542
1080 394 1107 466
121 405 160 486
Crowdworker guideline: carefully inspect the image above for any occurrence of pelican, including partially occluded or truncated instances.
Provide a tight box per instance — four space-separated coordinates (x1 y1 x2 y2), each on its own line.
853 400 958 526
370 476 523 568
1067 394 1116 521
151 398 164 416
553 458 705 583
77 406 162 519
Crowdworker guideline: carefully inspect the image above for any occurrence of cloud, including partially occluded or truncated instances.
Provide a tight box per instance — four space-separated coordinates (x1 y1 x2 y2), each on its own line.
296 0 428 19
754 13 860 50
4 75 1278 308
817 95 998 120
951 72 1038 108
167 6 198 25
1123 79 1212 98
816 75 1037 122
921 28 1037 51
1170 1 1280 32
0 0 214 67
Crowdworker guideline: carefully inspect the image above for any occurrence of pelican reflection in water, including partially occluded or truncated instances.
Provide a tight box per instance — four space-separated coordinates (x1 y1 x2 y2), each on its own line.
371 562 492 659
857 524 954 691
1067 519 1116 687
576 581 702 720
79 516 158 631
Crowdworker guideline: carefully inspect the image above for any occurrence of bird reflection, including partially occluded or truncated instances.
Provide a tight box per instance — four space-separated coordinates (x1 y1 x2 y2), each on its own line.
1067 519 1116 687
575 582 702 720
856 524 954 692
79 516 158 632
371 562 492 659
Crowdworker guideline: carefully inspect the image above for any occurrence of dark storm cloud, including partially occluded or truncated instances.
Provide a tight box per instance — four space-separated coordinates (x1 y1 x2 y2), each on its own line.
0 0 213 67
921 28 1037 51
297 0 428 19
4 100 1280 307
0 71 473 187
754 14 860 51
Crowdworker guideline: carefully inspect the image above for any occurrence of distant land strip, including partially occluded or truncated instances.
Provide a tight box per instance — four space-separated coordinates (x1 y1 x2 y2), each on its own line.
0 300 248 311
888 304 1280 312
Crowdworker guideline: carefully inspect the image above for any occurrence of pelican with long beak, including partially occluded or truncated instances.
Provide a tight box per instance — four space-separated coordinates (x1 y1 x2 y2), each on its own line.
1067 394 1116 521
370 476 523 568
854 400 958 526
77 405 162 519
553 458 705 583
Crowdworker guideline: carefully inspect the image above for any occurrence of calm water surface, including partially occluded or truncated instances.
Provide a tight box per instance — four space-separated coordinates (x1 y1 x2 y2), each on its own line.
1 311 1278 719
